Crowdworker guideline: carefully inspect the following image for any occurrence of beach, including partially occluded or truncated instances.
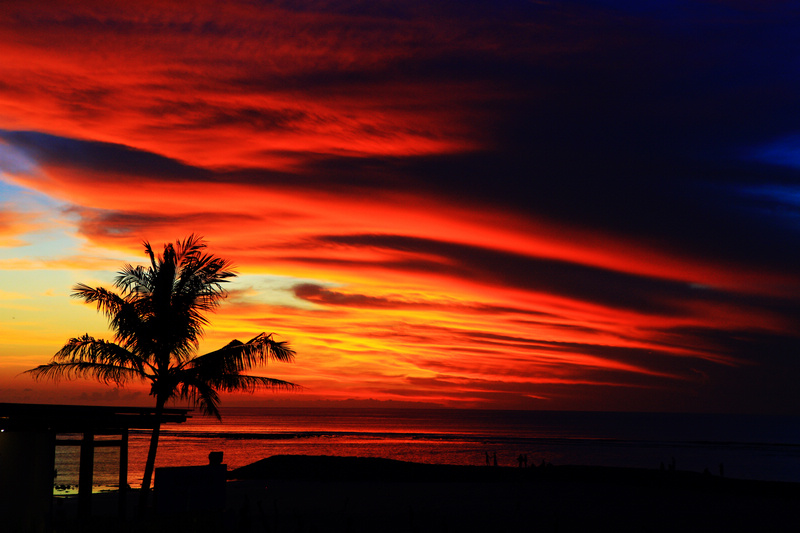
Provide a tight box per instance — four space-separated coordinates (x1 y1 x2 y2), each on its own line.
53 454 800 532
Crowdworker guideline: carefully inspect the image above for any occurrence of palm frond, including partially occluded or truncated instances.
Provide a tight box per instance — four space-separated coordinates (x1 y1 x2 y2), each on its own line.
25 360 145 386
176 371 222 419
211 374 299 393
114 264 154 296
175 234 206 262
51 334 147 370
143 240 157 270
192 333 296 375
72 284 126 318
176 369 298 420
173 238 237 313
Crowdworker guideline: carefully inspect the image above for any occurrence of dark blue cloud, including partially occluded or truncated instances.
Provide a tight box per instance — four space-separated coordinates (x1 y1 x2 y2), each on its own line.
301 233 799 319
0 130 211 182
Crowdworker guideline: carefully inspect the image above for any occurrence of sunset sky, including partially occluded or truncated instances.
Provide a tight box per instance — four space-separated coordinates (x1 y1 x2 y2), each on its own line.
2 1 800 413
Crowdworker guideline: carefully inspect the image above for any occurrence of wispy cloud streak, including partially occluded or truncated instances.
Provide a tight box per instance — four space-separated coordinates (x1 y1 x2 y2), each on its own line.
1 1 800 412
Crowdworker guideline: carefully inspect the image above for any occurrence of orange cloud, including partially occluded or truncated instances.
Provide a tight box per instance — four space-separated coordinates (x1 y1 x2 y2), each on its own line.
0 0 493 171
0 207 39 246
3 1 800 413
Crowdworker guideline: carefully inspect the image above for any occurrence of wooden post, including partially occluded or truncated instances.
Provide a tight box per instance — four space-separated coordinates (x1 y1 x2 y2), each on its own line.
78 431 94 521
119 428 128 519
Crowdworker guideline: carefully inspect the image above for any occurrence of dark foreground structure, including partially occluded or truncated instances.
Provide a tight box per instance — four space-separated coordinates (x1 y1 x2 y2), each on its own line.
0 402 188 533
7 448 800 532
224 455 800 533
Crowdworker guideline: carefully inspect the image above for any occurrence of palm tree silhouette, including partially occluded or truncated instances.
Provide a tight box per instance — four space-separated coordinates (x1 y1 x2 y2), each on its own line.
26 235 298 511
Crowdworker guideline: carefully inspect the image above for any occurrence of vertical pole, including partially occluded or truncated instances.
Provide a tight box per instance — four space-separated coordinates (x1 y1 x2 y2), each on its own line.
118 428 128 519
78 431 94 522
46 430 56 533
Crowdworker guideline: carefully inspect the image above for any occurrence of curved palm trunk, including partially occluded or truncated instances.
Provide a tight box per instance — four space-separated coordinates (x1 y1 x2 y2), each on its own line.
138 395 165 514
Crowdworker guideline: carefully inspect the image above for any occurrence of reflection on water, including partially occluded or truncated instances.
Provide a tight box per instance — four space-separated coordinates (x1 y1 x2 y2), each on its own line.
53 408 800 492
54 435 122 494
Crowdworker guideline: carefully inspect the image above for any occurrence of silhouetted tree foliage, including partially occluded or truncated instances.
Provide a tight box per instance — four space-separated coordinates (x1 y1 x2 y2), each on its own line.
26 235 298 511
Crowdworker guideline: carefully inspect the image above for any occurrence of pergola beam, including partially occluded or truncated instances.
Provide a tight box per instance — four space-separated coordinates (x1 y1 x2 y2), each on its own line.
56 439 124 446
0 403 189 526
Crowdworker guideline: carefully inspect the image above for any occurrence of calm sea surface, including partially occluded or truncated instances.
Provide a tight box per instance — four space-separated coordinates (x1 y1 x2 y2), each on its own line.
53 408 800 492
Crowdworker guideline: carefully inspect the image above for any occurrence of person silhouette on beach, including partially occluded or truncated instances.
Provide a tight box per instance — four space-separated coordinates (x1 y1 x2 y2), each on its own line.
493 452 498 467
486 451 490 466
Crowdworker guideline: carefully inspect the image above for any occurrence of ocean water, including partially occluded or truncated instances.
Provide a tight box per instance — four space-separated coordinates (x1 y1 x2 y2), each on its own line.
52 408 800 493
